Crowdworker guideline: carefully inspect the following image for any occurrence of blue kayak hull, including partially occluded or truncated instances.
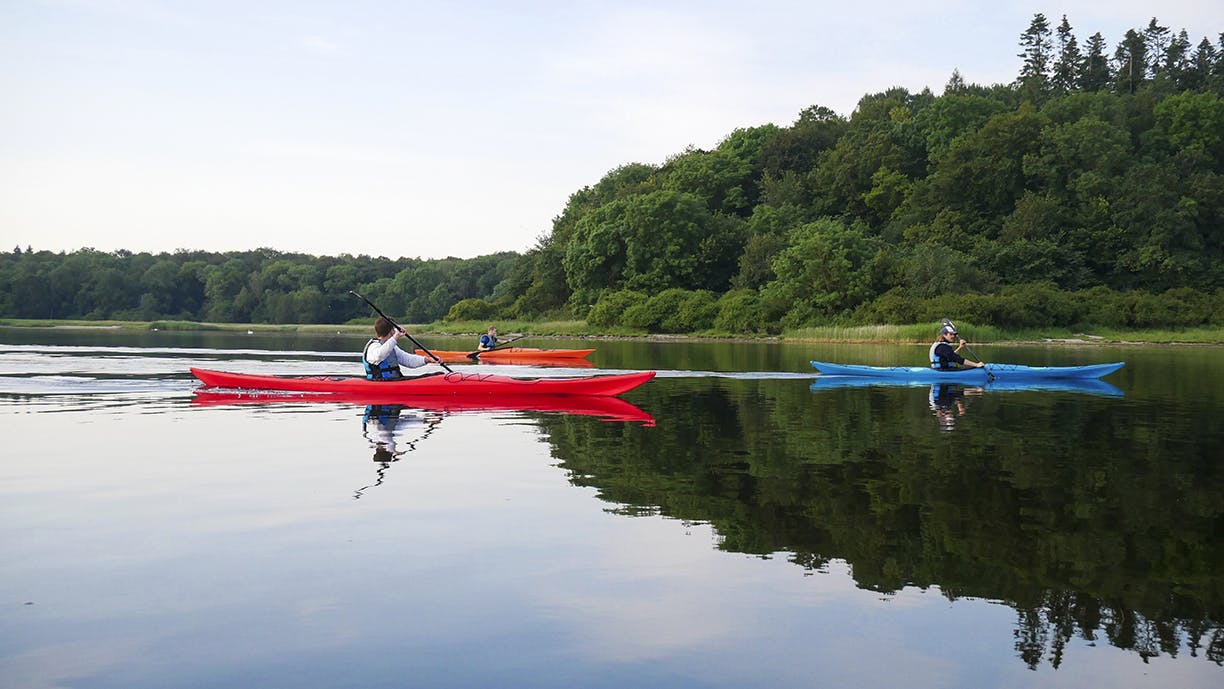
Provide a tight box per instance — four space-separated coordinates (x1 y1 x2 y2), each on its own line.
810 361 1124 382
809 375 1123 397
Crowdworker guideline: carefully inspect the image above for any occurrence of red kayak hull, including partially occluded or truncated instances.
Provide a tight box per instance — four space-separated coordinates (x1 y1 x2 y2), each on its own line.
191 390 654 424
190 367 654 397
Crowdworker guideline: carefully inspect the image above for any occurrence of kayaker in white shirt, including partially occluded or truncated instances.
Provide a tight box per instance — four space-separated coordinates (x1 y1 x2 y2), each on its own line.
363 317 434 380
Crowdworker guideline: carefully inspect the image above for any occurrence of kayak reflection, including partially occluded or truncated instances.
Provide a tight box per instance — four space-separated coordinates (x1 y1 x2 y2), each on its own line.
191 391 655 498
355 404 442 499
810 375 1123 433
191 390 655 424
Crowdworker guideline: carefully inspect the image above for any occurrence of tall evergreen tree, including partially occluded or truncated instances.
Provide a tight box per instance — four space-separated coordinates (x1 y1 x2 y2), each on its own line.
1143 18 1171 79
1162 30 1192 90
1051 15 1081 94
945 69 967 95
1215 33 1224 93
1186 38 1216 91
1017 13 1053 99
1113 30 1147 94
1081 32 1112 91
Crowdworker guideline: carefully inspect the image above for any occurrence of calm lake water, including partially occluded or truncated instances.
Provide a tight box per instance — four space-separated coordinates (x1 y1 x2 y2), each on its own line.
2 327 1221 689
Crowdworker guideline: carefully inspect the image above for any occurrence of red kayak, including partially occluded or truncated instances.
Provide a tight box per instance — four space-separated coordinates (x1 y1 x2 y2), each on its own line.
190 367 655 397
192 390 655 424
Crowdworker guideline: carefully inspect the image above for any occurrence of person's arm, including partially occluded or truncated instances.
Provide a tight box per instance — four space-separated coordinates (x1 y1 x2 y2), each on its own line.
955 339 985 368
393 346 430 369
935 342 974 367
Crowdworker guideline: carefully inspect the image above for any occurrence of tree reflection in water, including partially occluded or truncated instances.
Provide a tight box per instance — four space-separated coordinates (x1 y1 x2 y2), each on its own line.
537 378 1224 671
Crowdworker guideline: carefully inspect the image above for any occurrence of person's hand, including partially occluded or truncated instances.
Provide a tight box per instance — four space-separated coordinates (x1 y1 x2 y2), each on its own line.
958 338 967 347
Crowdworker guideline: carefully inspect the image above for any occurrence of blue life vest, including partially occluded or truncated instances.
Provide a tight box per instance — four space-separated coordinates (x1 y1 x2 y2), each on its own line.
930 341 954 370
364 339 403 380
479 333 498 349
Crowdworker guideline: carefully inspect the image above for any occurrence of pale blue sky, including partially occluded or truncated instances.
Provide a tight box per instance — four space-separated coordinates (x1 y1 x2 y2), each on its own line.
3 1 1221 260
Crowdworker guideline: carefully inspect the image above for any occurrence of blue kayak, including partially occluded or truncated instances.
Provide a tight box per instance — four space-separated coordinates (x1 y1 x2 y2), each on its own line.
809 375 1123 397
809 361 1125 383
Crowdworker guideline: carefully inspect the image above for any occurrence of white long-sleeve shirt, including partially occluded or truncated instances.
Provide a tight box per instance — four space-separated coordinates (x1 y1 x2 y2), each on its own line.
364 332 429 370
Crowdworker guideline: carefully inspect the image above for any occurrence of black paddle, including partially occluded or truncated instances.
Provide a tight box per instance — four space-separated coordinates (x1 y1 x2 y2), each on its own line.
349 290 452 374
465 334 527 360
942 318 994 381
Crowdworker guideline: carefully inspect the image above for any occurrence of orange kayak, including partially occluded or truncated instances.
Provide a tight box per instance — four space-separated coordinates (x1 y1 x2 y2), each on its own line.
414 347 596 363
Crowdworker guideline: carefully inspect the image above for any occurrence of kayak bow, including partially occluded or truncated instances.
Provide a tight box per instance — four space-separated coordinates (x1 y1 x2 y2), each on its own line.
190 367 654 397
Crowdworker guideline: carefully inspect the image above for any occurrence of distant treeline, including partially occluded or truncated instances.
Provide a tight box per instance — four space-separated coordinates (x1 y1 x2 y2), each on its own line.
0 248 518 325
5 14 1224 331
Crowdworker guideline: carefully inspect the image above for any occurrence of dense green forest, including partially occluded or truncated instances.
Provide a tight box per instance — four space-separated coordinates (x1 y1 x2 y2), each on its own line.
4 14 1223 331
0 247 519 325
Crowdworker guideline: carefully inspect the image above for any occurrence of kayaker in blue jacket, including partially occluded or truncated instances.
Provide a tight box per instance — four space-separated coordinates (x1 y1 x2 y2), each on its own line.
364 317 433 380
929 323 987 370
477 325 501 351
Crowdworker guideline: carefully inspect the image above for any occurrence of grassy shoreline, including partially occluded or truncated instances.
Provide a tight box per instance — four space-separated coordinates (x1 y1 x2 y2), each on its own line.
3 318 1222 345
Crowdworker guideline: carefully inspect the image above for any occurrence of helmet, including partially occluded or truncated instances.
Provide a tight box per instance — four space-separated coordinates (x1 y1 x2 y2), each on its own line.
940 325 957 336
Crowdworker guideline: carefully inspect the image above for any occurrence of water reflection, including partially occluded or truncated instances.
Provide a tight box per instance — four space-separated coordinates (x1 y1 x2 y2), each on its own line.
542 377 1224 672
1012 592 1224 670
355 404 442 499
808 374 1126 434
928 384 983 432
4 330 1222 686
191 390 654 424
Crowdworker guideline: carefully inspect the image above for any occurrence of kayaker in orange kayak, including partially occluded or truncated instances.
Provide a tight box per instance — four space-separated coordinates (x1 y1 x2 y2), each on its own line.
364 317 437 380
478 325 501 352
